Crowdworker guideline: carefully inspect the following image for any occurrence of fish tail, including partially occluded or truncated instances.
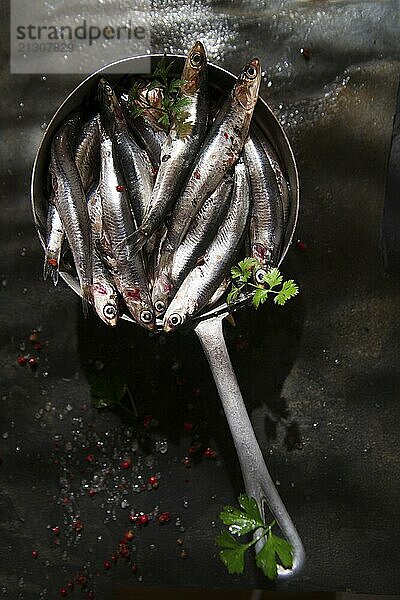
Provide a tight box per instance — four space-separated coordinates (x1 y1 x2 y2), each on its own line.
43 253 59 286
81 283 93 318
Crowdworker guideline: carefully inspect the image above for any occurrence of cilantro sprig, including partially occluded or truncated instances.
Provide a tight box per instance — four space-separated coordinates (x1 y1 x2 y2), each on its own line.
128 56 192 138
216 494 293 579
227 258 299 309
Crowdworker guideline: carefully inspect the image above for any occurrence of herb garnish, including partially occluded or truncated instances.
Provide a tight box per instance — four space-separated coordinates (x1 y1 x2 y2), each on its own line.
128 56 192 138
90 374 137 420
216 494 293 579
227 258 299 308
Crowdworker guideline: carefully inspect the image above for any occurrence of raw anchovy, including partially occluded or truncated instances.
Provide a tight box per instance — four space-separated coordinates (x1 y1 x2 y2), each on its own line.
50 112 92 311
97 117 155 330
121 94 166 167
151 175 233 315
87 187 119 327
164 160 250 332
158 57 261 268
74 112 100 192
97 78 154 227
43 197 64 286
129 41 209 257
207 277 229 308
251 124 290 230
244 133 284 282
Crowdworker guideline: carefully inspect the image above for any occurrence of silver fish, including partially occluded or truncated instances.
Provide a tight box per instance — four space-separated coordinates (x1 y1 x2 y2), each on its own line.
207 277 229 308
129 41 209 255
164 160 250 332
251 124 290 230
158 58 261 268
151 175 233 315
121 94 166 167
74 113 100 192
244 133 284 283
87 187 119 327
43 197 64 286
97 78 154 227
50 112 92 311
97 117 155 330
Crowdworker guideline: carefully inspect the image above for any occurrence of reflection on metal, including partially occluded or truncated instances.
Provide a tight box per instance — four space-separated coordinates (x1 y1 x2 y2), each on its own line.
195 316 305 579
31 54 303 579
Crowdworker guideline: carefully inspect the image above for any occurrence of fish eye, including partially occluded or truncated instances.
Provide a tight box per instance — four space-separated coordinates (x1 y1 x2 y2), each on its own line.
154 300 166 314
190 52 203 67
140 310 153 324
105 84 113 95
168 313 182 328
255 268 267 284
103 303 117 320
245 65 257 79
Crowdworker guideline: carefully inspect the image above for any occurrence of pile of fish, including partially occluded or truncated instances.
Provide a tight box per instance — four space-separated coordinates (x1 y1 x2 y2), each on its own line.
44 41 290 332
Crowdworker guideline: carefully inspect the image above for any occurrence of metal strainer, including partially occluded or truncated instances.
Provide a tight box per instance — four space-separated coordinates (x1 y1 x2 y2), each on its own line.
31 55 304 579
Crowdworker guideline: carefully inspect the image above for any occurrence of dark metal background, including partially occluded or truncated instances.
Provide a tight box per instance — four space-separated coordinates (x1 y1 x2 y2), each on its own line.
1 1 400 598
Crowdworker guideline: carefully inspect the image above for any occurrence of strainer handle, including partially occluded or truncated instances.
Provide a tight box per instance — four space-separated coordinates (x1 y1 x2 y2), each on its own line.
194 315 305 579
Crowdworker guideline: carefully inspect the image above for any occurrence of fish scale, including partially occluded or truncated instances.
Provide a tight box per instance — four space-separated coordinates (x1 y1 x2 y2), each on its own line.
74 112 100 192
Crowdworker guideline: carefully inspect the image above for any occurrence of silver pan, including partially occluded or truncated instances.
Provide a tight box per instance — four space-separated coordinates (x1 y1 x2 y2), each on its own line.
31 55 304 580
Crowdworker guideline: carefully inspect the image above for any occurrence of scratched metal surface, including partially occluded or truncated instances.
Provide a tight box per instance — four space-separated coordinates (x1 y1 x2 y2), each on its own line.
1 1 400 597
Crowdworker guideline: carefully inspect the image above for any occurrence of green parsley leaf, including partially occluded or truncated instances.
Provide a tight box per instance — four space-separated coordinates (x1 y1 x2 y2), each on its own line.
219 499 264 536
89 374 127 409
255 533 278 580
263 267 283 289
157 112 170 128
147 78 162 92
227 284 241 305
238 494 263 524
274 279 299 306
175 119 193 140
216 531 249 575
270 532 293 569
130 105 146 119
252 288 269 309
168 78 186 93
171 96 191 113
234 257 260 283
230 266 242 279
255 530 293 579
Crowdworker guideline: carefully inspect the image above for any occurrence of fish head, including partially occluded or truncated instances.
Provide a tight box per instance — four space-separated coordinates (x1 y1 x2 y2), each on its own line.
122 288 155 331
93 282 119 327
163 292 193 333
151 273 173 317
235 58 261 111
97 78 125 130
181 41 208 94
